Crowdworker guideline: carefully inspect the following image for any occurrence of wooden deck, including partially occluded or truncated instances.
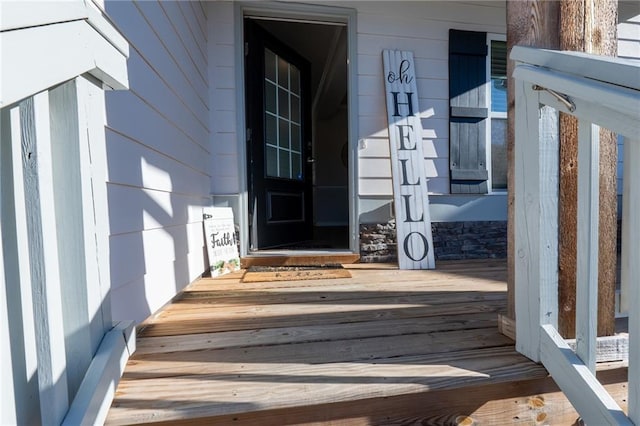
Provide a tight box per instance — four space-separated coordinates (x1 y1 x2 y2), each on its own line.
106 260 628 425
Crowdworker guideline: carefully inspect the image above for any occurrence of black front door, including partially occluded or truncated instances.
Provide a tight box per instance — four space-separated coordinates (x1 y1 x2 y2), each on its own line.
244 19 312 249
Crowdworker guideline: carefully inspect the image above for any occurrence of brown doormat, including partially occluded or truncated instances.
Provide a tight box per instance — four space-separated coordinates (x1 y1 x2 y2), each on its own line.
241 264 351 283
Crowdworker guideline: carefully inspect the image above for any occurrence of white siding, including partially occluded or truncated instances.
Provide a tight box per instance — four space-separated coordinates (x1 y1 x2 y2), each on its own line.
105 0 210 322
617 3 640 195
208 1 240 194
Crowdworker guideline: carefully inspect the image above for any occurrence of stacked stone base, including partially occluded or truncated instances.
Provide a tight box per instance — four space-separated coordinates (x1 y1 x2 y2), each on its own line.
359 220 508 263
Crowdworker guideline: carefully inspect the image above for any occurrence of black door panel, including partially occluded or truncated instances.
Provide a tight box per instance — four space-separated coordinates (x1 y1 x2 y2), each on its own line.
245 19 313 249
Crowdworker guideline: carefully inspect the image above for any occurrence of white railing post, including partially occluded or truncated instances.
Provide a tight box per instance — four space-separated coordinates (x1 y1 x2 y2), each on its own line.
622 136 640 424
575 121 600 373
15 93 70 425
514 74 559 363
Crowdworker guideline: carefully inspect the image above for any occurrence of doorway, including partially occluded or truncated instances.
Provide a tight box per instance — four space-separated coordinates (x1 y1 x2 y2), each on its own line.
243 16 350 252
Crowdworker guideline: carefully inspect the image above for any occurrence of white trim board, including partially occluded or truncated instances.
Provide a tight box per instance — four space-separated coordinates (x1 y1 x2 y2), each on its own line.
62 321 136 426
1 18 128 107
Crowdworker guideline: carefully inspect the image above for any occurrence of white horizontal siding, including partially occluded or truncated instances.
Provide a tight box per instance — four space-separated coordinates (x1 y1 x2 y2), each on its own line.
110 221 204 293
111 223 203 322
105 130 209 196
107 1 208 129
343 1 506 29
110 245 200 323
136 1 208 101
107 185 206 236
160 1 208 76
105 0 209 322
106 94 209 173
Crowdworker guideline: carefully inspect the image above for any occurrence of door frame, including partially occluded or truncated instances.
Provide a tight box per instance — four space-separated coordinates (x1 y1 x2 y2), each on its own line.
233 1 359 256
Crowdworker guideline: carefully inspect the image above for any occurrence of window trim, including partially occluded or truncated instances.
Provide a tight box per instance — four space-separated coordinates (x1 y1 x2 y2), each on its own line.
486 33 507 193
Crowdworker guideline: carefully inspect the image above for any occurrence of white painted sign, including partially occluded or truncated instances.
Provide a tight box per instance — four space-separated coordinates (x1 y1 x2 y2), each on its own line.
382 50 435 269
204 207 240 277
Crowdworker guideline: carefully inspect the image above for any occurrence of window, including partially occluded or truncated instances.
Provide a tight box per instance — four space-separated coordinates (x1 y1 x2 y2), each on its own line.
264 48 303 180
488 35 507 191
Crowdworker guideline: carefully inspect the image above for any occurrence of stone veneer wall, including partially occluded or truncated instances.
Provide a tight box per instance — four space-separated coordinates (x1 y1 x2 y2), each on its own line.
359 220 508 263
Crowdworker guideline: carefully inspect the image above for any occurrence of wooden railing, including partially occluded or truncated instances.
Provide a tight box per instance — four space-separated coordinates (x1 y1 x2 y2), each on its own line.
512 46 639 424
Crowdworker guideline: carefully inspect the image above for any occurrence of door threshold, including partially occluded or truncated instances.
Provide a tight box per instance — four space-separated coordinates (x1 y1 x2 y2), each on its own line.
241 251 360 268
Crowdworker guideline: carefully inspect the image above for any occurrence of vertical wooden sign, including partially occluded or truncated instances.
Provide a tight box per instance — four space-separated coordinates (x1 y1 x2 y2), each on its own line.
382 50 435 269
203 207 241 277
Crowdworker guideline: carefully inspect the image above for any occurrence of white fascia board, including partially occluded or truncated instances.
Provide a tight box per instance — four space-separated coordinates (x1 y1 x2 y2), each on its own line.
0 0 128 55
0 1 87 32
1 19 128 107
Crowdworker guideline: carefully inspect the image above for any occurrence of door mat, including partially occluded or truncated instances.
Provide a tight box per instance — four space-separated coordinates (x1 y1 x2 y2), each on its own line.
241 264 351 283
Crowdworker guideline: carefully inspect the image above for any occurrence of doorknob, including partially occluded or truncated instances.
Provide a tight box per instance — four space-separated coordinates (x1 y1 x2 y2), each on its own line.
307 157 315 163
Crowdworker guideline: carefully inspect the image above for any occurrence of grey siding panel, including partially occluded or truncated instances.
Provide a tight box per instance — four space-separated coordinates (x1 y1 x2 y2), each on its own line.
105 0 210 321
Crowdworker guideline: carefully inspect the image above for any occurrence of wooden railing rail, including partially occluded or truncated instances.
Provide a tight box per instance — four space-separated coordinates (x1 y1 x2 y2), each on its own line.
512 46 639 425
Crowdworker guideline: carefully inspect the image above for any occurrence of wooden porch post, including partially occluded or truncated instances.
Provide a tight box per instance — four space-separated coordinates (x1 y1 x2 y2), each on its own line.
506 1 560 322
558 0 618 338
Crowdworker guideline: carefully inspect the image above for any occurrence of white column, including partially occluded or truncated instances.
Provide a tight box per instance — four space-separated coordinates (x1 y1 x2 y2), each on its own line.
18 93 70 425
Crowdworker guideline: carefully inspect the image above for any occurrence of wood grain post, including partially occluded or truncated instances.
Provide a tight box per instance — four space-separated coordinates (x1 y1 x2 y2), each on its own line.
506 1 560 321
558 0 618 338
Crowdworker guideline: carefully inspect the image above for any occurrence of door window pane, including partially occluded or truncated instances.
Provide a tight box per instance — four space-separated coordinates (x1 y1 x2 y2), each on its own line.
265 114 277 146
278 88 289 119
292 153 302 180
264 47 303 180
291 124 301 152
266 146 278 177
265 82 276 113
291 95 300 123
279 149 290 178
279 118 290 149
278 57 289 87
265 49 276 82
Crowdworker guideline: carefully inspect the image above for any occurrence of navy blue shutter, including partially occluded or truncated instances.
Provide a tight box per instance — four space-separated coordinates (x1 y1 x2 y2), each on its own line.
449 29 489 194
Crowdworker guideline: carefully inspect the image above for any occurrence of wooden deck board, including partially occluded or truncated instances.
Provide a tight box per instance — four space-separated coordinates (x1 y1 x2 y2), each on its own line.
107 260 627 425
109 347 548 425
134 312 500 355
139 368 628 426
124 328 513 379
138 299 506 337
